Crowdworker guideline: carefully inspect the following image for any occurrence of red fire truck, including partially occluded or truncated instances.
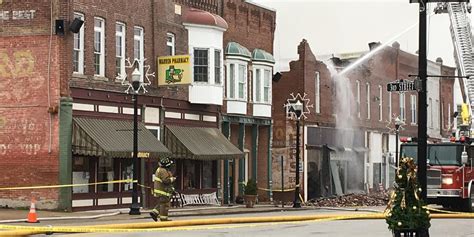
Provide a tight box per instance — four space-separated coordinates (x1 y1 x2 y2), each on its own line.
399 137 474 212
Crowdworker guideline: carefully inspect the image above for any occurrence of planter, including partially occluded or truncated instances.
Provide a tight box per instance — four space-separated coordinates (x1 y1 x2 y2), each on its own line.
393 229 429 237
244 195 257 208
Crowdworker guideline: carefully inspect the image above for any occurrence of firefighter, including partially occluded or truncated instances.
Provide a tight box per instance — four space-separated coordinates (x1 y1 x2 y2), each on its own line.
150 157 175 222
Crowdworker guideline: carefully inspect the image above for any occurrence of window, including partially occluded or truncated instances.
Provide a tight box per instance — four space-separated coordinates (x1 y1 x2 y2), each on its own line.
315 72 320 114
193 49 208 82
238 64 246 99
255 69 261 102
388 92 392 121
94 17 105 76
166 33 175 56
378 85 383 121
215 50 221 84
134 26 144 80
116 22 126 77
227 62 247 100
253 66 272 103
366 83 370 119
356 80 361 118
411 95 417 124
73 13 84 74
229 64 235 98
264 69 271 103
400 93 406 121
448 103 451 129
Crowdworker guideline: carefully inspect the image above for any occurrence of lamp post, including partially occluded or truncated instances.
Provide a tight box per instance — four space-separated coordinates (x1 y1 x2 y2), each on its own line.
118 58 152 215
129 67 141 215
394 117 404 168
288 100 303 208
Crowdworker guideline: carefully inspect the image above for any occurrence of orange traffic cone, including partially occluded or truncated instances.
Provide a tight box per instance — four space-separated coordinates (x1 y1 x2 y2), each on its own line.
26 198 39 223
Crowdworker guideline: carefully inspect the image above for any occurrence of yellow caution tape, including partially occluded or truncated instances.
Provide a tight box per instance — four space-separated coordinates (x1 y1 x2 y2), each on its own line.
0 179 136 191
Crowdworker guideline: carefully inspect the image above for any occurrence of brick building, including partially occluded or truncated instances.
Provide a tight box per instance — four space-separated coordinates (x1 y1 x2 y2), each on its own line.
0 0 275 211
272 40 455 202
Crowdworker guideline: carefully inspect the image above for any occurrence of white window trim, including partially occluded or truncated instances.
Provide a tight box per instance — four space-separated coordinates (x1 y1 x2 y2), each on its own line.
448 103 451 129
116 22 126 78
388 92 392 121
167 32 175 56
366 83 370 119
94 17 105 77
429 98 433 128
356 80 361 118
315 72 320 114
215 49 222 85
73 12 84 74
253 64 273 104
134 26 144 81
411 94 417 125
378 85 383 121
400 93 406 121
226 59 248 101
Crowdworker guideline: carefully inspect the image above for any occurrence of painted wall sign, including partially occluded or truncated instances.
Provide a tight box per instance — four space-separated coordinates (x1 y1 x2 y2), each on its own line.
157 55 191 85
0 10 36 20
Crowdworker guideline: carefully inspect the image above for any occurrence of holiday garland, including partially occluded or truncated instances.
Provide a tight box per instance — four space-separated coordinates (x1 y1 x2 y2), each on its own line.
385 157 431 231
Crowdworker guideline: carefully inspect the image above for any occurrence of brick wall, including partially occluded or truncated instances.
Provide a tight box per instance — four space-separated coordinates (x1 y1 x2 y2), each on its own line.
0 36 61 209
223 0 275 54
0 1 67 209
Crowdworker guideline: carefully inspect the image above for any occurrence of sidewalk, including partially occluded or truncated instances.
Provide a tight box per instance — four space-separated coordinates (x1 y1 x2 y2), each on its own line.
0 204 385 224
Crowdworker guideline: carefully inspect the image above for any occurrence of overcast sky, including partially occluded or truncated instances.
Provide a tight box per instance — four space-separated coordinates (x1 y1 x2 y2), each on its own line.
251 0 459 71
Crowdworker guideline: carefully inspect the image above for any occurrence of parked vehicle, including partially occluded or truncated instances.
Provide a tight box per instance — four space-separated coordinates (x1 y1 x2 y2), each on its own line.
399 137 474 212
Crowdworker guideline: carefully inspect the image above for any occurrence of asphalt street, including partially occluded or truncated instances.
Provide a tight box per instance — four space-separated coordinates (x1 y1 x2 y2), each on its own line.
26 210 473 237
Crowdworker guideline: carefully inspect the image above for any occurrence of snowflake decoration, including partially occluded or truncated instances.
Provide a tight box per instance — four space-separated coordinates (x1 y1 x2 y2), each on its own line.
385 114 405 134
284 93 313 120
116 58 155 94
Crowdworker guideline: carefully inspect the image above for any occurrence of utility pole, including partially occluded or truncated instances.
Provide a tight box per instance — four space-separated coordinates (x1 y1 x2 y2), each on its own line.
417 0 428 201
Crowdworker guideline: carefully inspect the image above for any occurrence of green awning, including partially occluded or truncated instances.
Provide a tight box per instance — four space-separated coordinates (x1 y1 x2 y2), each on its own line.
252 48 275 64
72 117 170 158
164 125 243 160
225 42 251 58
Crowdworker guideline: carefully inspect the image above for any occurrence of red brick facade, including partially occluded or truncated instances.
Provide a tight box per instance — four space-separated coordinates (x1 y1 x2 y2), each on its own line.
272 39 456 195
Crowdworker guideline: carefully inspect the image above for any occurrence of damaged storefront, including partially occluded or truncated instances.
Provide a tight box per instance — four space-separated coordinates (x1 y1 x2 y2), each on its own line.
305 127 367 201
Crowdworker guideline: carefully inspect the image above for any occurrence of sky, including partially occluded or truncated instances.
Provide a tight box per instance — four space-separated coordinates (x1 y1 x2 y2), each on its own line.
251 0 467 104
251 0 457 70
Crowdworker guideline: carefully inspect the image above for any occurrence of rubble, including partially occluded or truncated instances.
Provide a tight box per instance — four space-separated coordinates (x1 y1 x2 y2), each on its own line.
307 191 390 207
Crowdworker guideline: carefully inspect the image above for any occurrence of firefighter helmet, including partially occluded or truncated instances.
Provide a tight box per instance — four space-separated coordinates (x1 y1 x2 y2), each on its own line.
160 157 172 168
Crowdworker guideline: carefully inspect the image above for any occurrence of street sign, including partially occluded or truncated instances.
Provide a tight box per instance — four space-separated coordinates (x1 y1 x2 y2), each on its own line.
386 79 418 92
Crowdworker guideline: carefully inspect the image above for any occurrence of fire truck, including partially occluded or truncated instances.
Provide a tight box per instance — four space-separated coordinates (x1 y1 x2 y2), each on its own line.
399 137 474 212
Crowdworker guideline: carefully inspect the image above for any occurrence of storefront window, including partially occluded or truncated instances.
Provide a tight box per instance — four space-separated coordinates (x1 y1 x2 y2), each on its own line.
121 159 133 191
97 157 114 192
202 161 213 188
72 156 90 194
183 160 197 189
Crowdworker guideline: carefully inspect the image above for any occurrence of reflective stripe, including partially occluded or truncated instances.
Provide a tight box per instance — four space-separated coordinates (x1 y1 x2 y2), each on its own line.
153 189 172 197
153 176 163 182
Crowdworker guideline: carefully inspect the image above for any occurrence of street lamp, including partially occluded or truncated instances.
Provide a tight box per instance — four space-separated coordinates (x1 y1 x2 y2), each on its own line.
118 59 153 215
129 65 141 215
288 99 303 208
394 116 404 167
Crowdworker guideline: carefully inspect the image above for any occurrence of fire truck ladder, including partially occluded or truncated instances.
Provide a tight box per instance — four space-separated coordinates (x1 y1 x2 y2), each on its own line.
442 2 474 132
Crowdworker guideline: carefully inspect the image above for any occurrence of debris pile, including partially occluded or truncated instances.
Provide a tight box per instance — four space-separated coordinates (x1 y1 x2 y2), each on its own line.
308 191 389 207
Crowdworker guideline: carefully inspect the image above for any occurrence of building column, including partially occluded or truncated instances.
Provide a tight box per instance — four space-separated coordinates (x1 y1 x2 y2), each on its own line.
251 124 259 179
222 121 230 204
58 97 73 211
238 123 245 195
267 122 273 202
